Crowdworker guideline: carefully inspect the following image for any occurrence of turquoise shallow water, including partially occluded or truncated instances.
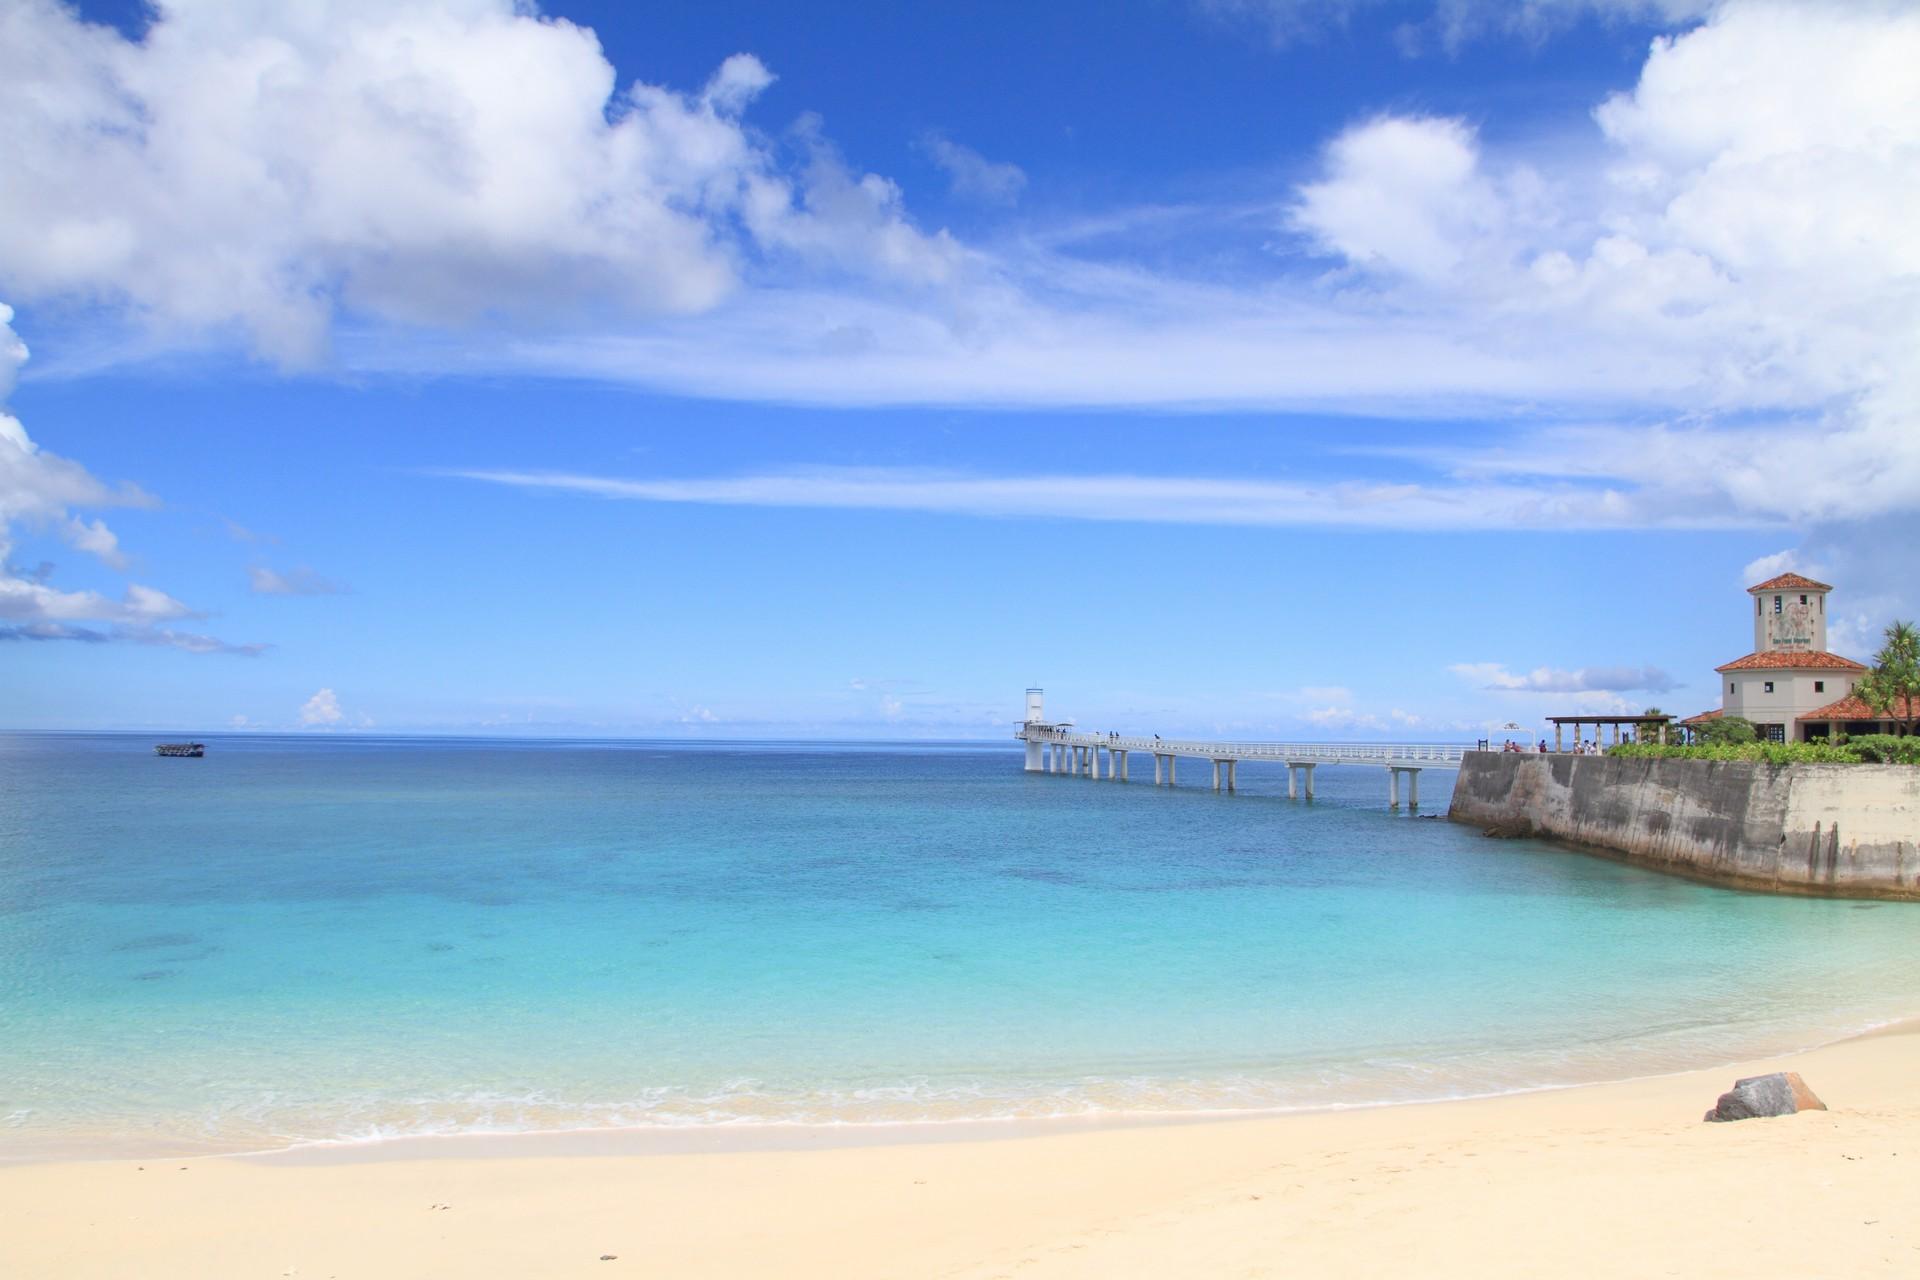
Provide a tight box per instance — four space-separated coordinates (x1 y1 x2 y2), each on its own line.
3 732 1918 1158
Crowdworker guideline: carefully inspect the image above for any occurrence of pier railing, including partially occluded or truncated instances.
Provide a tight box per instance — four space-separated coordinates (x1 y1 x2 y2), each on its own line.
1016 727 1465 766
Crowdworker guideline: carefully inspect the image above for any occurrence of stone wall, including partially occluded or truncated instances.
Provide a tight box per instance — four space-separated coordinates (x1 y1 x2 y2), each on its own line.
1447 752 1920 898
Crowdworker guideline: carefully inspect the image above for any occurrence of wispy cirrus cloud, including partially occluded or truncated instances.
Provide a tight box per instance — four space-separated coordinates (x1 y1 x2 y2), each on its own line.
1449 662 1678 693
1196 0 1717 51
918 132 1027 206
445 462 1781 533
443 464 1762 532
0 621 268 656
249 565 350 597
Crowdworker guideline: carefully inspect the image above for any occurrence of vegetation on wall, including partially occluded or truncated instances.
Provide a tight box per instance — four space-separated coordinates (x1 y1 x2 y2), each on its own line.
1610 735 1920 766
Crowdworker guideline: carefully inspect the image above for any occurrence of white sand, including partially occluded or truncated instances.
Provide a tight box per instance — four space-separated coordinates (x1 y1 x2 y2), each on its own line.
7 1027 1920 1278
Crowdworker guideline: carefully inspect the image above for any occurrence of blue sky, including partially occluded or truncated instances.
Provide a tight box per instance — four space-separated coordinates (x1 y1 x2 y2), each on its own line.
2 0 1915 737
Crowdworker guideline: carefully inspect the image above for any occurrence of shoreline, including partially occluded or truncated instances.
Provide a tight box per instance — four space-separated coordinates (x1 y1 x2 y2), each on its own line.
8 1023 1920 1276
11 1010 1919 1169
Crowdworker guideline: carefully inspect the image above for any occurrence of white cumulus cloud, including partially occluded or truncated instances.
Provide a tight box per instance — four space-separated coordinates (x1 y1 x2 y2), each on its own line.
0 0 956 365
300 687 345 726
1294 115 1504 284
0 301 264 653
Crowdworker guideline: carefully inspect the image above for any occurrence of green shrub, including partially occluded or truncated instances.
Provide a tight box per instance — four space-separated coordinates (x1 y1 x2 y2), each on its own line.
1606 740 1917 765
1696 715 1757 746
1844 734 1920 765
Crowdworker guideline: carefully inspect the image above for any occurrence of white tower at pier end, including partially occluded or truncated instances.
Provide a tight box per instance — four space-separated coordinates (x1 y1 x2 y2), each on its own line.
1024 688 1046 771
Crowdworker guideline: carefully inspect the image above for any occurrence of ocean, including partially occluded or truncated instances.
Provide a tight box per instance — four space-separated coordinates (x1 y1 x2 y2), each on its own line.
3 732 1917 1159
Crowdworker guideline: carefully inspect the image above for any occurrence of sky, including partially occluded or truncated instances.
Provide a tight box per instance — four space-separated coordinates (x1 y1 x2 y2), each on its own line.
2 0 1917 738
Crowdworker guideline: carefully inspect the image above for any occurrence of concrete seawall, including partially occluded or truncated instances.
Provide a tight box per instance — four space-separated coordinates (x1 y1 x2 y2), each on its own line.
1447 752 1920 898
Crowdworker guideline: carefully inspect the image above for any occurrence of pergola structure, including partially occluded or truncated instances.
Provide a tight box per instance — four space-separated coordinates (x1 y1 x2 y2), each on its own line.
1546 713 1672 752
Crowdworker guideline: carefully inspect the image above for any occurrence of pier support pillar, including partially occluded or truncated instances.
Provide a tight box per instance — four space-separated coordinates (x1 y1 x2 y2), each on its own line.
1118 750 1129 781
1289 762 1317 799
1408 768 1421 810
1211 759 1222 792
1153 754 1163 785
1092 747 1102 780
1225 760 1237 792
1168 756 1176 786
1388 767 1400 809
1025 736 1043 772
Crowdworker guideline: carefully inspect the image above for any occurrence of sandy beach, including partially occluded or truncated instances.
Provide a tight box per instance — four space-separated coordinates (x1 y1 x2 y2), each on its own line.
6 1025 1919 1278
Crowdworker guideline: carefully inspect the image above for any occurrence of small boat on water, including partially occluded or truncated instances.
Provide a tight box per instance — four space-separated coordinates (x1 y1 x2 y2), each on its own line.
154 742 206 758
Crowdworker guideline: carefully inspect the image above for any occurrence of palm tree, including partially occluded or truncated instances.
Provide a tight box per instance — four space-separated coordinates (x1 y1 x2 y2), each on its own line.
1855 620 1920 736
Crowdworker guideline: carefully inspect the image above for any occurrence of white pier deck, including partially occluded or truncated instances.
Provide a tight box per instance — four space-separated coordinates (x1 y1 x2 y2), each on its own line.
1015 722 1464 808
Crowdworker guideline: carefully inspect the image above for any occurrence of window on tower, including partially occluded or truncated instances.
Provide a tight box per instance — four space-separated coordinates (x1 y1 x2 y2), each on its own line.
1774 596 1782 613
1764 681 1775 693
1815 681 1825 693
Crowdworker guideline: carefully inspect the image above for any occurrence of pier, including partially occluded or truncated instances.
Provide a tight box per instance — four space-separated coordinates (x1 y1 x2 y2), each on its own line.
1015 689 1463 808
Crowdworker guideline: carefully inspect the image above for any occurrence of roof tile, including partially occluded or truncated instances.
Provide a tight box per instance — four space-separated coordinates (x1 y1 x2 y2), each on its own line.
1715 650 1867 673
1797 694 1920 722
1747 572 1834 593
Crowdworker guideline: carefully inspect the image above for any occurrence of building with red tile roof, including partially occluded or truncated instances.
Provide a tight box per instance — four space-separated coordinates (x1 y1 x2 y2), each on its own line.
1681 574 1870 743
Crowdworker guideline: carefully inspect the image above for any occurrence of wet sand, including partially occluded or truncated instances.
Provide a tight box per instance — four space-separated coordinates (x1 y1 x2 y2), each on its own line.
7 1027 1919 1278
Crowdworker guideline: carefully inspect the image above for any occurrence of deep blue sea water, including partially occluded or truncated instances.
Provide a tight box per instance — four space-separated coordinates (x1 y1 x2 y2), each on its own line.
4 733 1918 1159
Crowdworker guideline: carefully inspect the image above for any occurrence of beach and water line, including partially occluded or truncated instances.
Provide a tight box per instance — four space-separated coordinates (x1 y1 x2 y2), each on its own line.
4 732 1919 1166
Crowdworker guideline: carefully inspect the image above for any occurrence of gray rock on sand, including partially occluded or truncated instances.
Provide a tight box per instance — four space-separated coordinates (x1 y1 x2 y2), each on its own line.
1703 1071 1826 1122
